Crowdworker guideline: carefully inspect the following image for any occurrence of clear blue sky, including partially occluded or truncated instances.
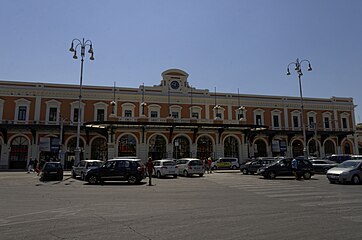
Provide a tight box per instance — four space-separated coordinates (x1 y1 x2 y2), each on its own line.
1 0 362 122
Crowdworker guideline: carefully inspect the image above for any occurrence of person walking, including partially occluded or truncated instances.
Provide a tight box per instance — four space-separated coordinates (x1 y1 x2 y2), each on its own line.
292 158 301 180
27 157 34 173
146 157 155 186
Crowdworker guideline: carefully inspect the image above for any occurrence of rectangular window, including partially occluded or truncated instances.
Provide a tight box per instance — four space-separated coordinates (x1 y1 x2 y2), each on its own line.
324 117 330 129
237 111 244 120
342 117 348 129
309 117 314 127
273 115 279 128
192 112 199 119
150 111 158 118
73 108 79 122
172 112 179 118
124 110 132 117
256 114 262 125
97 109 105 122
216 112 222 119
18 106 27 121
293 116 299 128
49 107 58 122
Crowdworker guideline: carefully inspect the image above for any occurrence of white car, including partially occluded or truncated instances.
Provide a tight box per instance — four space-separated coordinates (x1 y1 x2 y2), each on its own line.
153 159 178 178
72 160 103 180
176 158 204 177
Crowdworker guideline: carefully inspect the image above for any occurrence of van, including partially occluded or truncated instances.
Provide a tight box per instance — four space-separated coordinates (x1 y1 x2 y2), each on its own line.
212 157 239 170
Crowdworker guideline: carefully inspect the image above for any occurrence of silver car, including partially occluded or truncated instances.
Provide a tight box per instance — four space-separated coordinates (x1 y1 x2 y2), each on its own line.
326 160 362 184
176 158 204 177
72 160 103 180
153 159 178 178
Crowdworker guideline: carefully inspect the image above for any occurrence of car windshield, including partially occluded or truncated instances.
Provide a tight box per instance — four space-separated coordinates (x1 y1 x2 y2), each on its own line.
163 161 175 166
338 161 361 168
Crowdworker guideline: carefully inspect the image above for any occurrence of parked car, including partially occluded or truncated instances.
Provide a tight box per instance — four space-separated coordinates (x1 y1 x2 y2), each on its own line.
257 158 314 180
176 158 204 177
350 155 362 160
310 159 337 174
212 157 239 170
71 160 103 180
326 160 362 184
240 158 276 175
153 159 178 178
84 158 146 184
39 162 63 181
327 154 351 163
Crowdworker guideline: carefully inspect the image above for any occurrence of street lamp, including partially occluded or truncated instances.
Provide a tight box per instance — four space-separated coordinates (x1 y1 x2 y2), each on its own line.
69 38 94 165
286 58 312 160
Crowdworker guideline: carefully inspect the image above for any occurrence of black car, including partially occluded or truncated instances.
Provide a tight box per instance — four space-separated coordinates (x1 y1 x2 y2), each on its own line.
257 158 314 180
240 158 276 175
310 159 337 174
39 162 64 181
84 158 146 184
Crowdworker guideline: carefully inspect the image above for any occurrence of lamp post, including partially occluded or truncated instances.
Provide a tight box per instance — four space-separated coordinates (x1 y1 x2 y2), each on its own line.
69 38 94 165
287 58 312 160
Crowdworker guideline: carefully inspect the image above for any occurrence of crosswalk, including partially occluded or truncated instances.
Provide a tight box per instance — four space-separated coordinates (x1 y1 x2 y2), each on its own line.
206 172 362 222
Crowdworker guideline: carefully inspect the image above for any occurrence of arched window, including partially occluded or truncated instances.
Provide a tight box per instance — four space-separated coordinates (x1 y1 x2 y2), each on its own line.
224 136 239 158
118 135 137 157
292 140 303 157
308 139 319 157
91 137 108 161
324 140 335 156
254 139 267 157
173 136 190 159
197 136 213 160
149 135 167 160
9 136 29 169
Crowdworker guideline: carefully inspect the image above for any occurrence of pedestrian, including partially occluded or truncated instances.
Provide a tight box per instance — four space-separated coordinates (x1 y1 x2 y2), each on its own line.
207 157 212 174
292 158 301 180
146 157 155 186
27 157 34 173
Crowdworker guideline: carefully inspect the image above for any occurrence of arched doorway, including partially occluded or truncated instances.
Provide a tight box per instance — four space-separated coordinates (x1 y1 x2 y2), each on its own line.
254 139 267 158
292 139 303 157
91 137 108 160
224 136 239 159
148 135 167 160
343 142 351 154
9 136 29 169
197 135 213 160
173 136 190 159
118 134 137 157
308 139 319 157
324 140 335 156
65 137 84 169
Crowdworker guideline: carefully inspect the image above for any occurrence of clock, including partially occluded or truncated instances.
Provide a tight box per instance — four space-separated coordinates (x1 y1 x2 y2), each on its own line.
170 80 180 90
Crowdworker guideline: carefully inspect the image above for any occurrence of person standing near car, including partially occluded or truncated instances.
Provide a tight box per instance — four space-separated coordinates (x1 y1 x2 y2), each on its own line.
207 157 213 174
146 157 155 186
292 158 301 180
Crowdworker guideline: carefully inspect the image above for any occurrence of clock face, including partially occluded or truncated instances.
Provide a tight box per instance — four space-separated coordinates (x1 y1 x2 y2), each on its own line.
170 80 180 90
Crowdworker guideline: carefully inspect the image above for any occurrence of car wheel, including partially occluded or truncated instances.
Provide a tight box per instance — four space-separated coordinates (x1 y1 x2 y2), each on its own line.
267 171 276 179
303 171 312 180
173 174 178 178
351 175 360 185
183 170 189 177
71 170 76 178
58 175 63 181
199 173 204 177
88 175 98 184
329 180 336 184
128 175 137 184
232 165 237 170
81 173 85 181
157 171 162 178
242 169 249 175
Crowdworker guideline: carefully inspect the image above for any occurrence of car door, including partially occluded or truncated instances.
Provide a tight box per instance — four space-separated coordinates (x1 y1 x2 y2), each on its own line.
99 161 117 180
278 159 292 176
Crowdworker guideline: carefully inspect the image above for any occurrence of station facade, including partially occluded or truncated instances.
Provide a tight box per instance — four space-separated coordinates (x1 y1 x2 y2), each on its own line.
0 69 360 169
